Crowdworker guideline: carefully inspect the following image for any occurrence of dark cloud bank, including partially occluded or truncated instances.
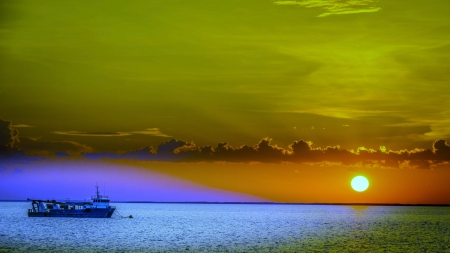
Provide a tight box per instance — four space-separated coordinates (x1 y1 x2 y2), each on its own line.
2 119 450 169
84 138 450 170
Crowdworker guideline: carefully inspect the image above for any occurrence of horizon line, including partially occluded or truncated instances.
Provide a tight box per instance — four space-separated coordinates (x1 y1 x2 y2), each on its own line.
3 200 450 206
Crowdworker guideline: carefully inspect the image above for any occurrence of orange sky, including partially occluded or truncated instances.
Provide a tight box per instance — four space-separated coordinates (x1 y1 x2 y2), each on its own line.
119 161 450 204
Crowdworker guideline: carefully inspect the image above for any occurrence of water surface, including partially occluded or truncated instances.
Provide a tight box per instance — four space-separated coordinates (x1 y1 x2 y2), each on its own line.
0 202 449 252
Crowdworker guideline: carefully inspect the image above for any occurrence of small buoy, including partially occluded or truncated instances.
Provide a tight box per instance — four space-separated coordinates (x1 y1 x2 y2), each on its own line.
129 215 133 218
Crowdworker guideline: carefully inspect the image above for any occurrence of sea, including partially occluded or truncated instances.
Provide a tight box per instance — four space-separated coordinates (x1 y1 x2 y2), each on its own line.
0 202 449 252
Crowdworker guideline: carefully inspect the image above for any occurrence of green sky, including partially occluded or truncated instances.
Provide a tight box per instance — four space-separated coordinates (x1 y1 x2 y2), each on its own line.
2 0 450 204
1 0 450 153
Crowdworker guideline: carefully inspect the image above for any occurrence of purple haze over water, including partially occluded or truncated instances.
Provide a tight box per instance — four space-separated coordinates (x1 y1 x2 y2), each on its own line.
0 159 263 202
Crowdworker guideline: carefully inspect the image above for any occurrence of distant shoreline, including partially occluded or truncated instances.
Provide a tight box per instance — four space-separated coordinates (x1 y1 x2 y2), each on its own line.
2 200 449 206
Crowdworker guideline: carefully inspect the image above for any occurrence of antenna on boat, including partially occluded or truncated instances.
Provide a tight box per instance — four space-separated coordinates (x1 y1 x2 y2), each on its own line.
95 183 100 198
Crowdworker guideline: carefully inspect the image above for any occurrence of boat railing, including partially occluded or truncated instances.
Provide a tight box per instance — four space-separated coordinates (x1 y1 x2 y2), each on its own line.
28 208 49 213
91 195 109 199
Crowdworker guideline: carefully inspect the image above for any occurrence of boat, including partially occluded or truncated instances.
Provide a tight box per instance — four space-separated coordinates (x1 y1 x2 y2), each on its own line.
27 185 116 218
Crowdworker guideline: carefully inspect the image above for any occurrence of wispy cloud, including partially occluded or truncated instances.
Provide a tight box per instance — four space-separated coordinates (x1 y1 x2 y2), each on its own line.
52 128 172 138
52 131 132 137
129 128 172 138
274 0 381 17
11 124 34 128
22 140 94 156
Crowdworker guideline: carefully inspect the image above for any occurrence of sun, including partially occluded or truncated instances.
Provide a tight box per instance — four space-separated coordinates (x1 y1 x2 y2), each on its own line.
351 176 369 192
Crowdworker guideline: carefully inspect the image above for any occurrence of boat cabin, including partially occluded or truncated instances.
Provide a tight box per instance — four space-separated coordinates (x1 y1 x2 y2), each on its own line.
91 185 111 209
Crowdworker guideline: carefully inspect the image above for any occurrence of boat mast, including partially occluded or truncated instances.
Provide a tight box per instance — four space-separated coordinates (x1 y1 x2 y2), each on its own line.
96 184 100 198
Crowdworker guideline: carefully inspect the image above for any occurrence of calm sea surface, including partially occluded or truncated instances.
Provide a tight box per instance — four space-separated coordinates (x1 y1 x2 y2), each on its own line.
0 202 449 252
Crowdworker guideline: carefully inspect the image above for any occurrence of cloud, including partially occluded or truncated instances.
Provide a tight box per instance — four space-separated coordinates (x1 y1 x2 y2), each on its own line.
83 139 191 161
274 0 381 17
206 138 287 163
4 117 450 169
129 128 172 138
433 140 450 160
20 137 94 156
52 128 172 138
79 137 450 169
0 119 20 153
408 160 432 170
52 131 132 137
11 124 34 128
152 138 450 169
389 45 450 142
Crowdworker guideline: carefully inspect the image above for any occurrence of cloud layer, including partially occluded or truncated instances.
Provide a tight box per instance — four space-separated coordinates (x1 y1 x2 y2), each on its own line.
274 0 381 17
84 138 450 170
3 119 450 169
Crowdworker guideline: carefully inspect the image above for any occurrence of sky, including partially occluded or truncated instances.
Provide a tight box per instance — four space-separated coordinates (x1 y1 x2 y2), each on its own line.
1 0 450 204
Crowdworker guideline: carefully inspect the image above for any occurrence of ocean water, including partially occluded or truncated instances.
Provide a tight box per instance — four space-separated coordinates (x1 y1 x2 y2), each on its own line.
0 202 449 252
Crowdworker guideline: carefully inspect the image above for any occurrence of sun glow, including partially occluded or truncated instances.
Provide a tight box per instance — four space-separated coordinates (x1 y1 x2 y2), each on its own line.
351 176 369 192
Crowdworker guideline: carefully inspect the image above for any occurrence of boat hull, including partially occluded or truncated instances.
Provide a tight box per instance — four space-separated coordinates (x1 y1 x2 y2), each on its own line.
28 207 115 218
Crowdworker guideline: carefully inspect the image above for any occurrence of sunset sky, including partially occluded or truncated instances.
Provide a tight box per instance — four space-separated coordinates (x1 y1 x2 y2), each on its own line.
1 0 450 204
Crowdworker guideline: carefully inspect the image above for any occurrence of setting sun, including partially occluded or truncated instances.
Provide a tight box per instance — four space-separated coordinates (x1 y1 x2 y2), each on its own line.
351 176 369 192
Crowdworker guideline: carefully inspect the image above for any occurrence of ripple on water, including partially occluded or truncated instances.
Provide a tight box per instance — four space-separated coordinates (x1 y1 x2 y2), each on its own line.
0 202 449 252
